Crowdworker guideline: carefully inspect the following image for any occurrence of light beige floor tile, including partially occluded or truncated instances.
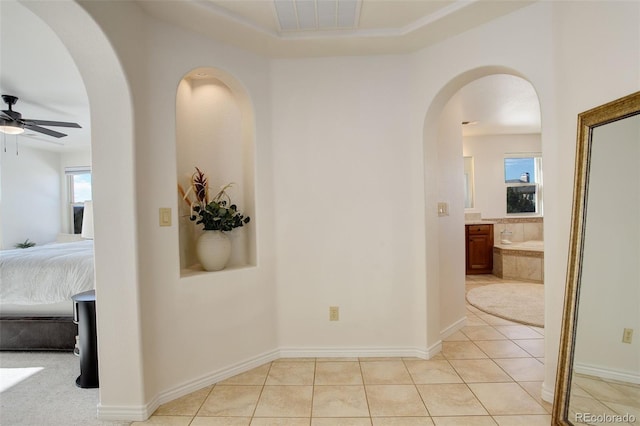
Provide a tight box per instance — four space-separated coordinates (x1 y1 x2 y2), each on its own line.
274 358 316 362
568 394 621 423
494 325 543 340
198 385 262 417
365 385 428 417
317 357 359 362
266 361 315 385
219 364 271 385
131 416 194 425
361 361 413 385
428 352 447 361
603 401 640 421
404 360 462 384
254 385 313 418
529 327 544 336
473 340 530 359
573 375 638 406
192 418 251 426
448 359 513 383
468 383 547 415
315 362 363 385
154 385 212 416
475 314 520 326
417 384 487 416
443 331 470 342
493 358 544 382
372 417 434 425
518 381 552 413
251 418 310 426
441 341 488 360
432 417 497 425
461 326 508 340
512 339 544 358
312 385 369 417
360 357 401 362
608 382 640 408
492 415 551 425
466 314 488 326
313 418 372 426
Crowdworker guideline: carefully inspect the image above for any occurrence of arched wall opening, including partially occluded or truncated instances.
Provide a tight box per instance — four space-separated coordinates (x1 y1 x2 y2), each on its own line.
176 67 257 275
422 66 543 350
22 0 146 417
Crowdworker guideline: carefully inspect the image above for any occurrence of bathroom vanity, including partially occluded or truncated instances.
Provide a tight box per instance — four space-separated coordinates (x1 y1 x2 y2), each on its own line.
465 223 494 274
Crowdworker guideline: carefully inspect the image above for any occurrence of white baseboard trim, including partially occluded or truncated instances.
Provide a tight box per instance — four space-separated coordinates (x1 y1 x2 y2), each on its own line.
97 348 280 421
541 380 555 403
425 340 442 359
574 362 640 384
440 316 466 341
278 346 429 359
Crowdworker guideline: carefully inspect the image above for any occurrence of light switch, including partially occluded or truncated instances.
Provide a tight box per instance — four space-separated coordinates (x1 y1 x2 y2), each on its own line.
159 208 171 227
437 202 449 217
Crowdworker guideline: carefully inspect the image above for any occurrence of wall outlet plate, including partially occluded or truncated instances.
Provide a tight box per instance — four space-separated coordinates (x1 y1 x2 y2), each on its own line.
329 306 339 321
622 328 633 344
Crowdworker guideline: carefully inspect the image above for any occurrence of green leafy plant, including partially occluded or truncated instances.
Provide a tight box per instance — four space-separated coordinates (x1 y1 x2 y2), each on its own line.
14 239 36 249
179 167 251 231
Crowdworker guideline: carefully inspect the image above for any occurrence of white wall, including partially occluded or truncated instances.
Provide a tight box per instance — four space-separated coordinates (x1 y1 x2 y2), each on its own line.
271 56 427 353
463 133 542 218
1 145 61 248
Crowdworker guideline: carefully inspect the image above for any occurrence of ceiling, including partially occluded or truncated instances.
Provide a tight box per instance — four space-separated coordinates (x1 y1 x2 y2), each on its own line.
0 0 539 153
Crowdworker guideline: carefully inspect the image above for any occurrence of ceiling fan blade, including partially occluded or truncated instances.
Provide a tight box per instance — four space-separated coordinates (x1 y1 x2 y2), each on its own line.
0 111 13 121
23 119 81 128
24 123 68 138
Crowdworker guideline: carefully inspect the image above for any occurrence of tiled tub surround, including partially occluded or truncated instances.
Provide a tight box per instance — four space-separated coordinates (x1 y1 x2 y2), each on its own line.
488 218 544 283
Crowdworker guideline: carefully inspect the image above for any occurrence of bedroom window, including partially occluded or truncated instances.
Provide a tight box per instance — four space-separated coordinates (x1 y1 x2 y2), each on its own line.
504 154 542 215
66 167 92 234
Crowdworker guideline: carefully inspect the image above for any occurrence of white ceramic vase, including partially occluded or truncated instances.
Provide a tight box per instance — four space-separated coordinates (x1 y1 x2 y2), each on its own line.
196 230 231 271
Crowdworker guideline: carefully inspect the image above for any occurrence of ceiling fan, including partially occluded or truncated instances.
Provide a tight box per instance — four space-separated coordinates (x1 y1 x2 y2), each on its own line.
0 94 81 138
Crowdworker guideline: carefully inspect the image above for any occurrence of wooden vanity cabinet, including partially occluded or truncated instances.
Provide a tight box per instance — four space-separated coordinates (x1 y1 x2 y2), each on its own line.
465 224 494 274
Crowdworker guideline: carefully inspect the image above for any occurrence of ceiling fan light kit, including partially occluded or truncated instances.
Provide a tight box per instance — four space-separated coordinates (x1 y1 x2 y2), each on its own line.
0 94 81 138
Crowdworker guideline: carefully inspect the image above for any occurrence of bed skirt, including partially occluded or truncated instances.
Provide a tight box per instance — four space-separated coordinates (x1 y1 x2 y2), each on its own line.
0 316 77 351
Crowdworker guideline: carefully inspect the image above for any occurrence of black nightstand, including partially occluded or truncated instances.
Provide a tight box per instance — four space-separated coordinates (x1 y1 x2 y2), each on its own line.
72 289 99 388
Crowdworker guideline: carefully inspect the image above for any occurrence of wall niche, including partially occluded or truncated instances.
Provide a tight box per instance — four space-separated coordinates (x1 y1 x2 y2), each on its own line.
176 67 256 275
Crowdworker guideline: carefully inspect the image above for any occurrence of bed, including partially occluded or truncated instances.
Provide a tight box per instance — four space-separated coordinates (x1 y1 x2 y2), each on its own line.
0 239 94 351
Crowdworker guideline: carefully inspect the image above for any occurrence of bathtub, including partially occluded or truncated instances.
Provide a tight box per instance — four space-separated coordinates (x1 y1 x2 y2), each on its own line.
493 240 544 282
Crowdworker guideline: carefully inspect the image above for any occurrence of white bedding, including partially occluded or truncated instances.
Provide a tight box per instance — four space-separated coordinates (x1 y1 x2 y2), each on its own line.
0 240 94 305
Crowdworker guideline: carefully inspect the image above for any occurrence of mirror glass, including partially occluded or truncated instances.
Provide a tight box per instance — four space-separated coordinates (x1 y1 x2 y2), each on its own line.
464 156 475 209
553 91 640 425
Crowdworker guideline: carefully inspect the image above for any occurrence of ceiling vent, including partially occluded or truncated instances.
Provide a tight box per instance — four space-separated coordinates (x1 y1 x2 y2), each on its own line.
274 0 361 31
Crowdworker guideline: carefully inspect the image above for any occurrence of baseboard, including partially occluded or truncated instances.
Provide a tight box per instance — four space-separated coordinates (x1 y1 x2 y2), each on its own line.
277 346 429 359
574 362 640 385
440 316 466 341
97 348 280 421
541 380 555 403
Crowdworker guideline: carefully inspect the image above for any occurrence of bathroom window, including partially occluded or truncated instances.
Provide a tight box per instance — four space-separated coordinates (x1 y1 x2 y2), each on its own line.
504 154 542 215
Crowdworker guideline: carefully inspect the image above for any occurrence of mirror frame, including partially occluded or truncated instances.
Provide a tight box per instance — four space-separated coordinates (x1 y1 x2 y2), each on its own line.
553 90 640 425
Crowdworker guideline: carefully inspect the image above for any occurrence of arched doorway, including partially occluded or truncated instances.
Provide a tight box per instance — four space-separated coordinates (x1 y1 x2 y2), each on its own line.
21 1 146 418
422 66 543 352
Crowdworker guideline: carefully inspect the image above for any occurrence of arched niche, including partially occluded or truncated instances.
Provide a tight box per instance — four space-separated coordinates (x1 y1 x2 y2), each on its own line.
176 67 257 275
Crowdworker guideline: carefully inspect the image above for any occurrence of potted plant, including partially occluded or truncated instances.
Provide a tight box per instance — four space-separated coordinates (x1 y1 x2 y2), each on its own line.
179 167 250 271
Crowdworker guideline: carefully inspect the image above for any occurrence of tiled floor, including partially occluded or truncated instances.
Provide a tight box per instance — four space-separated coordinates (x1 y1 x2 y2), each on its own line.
569 373 640 425
134 275 552 425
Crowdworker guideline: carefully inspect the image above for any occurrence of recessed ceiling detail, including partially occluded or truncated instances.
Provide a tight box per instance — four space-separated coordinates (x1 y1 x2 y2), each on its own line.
274 0 361 32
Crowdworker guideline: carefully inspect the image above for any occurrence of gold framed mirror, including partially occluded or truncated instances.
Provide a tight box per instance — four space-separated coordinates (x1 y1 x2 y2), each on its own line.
553 91 640 425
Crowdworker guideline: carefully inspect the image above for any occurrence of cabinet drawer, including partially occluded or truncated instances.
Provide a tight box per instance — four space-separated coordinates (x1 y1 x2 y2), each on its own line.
467 224 492 235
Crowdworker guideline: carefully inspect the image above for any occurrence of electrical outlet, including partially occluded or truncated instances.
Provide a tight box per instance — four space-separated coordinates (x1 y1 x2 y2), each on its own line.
622 328 633 344
329 306 339 321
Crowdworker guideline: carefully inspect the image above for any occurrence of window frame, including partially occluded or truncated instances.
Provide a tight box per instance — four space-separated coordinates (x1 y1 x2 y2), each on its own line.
504 153 543 216
65 166 92 234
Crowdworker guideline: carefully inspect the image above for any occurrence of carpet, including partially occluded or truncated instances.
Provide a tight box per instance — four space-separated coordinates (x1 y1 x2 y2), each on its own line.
0 351 129 426
466 283 544 327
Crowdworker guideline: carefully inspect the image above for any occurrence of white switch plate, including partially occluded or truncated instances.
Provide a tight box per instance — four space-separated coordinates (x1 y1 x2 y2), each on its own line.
159 208 171 227
437 202 449 217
